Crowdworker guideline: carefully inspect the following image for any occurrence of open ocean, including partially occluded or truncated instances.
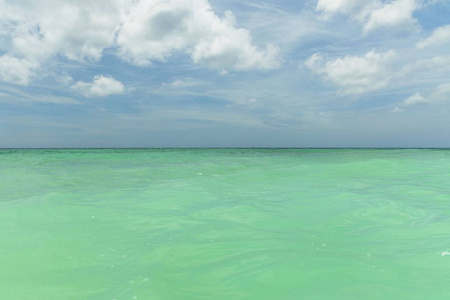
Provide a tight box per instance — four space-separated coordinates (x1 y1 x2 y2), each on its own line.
1 148 450 299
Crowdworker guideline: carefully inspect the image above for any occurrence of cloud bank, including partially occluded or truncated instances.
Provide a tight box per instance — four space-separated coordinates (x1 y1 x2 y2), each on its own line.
0 0 280 86
117 1 280 70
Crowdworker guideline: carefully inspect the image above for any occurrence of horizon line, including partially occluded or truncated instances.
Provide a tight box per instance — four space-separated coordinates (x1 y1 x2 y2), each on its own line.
1 147 449 150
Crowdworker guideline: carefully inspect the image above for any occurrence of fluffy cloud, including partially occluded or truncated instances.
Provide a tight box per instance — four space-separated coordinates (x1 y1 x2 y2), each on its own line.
417 25 450 49
0 0 125 85
0 54 35 85
0 0 280 86
9 1 121 62
71 75 125 97
363 0 418 33
317 0 419 34
306 50 396 94
117 0 280 70
392 92 428 112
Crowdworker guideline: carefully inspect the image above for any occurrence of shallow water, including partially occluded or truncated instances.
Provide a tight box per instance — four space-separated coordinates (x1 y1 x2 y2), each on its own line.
1 149 450 299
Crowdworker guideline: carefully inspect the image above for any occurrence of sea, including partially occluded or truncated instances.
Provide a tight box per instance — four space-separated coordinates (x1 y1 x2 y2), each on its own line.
1 148 449 299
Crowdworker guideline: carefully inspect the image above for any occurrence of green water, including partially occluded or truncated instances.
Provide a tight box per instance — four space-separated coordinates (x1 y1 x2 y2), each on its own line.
1 149 450 299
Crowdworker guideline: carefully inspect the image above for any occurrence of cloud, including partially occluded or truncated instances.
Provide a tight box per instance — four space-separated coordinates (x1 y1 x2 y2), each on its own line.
71 75 125 97
3 0 124 62
0 54 35 85
0 0 280 86
363 0 418 34
117 0 280 70
0 86 81 104
162 78 202 89
316 0 373 19
403 92 428 105
417 25 450 49
234 97 258 106
316 0 419 34
392 92 428 112
306 50 396 94
398 55 450 77
436 83 450 95
0 0 125 85
57 73 74 85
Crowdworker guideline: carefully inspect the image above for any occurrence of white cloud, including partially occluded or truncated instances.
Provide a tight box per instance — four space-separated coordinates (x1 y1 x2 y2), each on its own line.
306 50 396 94
392 92 428 112
391 107 404 113
436 83 450 95
363 0 418 34
403 92 427 105
71 75 125 97
235 97 258 106
398 55 450 76
162 78 202 89
316 0 355 14
0 0 279 86
417 25 450 49
316 0 373 19
117 0 280 70
2 0 125 62
0 0 126 85
57 73 74 85
317 0 419 34
0 54 35 85
416 55 450 68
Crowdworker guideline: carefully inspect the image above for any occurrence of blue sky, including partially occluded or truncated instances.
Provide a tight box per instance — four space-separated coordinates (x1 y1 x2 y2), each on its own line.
1 0 450 147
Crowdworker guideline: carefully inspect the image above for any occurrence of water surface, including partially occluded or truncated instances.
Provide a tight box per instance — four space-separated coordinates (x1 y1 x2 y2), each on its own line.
1 149 450 299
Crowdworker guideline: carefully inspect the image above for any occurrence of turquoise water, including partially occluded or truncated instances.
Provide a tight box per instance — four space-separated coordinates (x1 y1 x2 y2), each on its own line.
1 149 450 299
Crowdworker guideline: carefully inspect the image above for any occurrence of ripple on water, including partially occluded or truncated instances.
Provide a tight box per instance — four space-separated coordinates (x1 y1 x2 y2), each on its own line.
2 149 450 299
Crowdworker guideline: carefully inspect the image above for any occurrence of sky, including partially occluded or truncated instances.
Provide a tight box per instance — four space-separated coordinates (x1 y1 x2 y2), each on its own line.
1 0 450 148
